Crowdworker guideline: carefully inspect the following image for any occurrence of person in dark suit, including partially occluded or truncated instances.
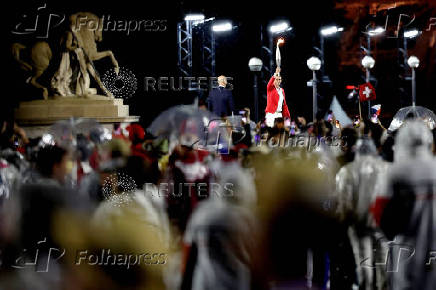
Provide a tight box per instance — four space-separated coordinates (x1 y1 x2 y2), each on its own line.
207 75 234 117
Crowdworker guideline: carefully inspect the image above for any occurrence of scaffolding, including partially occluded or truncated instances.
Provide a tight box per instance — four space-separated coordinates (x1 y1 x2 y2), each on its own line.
177 19 216 79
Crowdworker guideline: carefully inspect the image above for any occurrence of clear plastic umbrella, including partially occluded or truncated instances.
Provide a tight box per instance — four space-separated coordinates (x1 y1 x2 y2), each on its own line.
48 118 107 185
225 115 244 131
49 118 104 146
388 106 436 132
148 105 230 151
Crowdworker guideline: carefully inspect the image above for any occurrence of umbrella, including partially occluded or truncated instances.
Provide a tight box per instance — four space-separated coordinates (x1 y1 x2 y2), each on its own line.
388 106 436 132
225 115 244 130
49 118 104 146
47 118 106 186
225 115 256 132
148 105 230 150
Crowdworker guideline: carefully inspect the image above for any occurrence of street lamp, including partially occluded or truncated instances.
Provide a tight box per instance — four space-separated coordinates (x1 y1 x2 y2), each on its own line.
361 55 375 118
307 56 321 121
249 57 263 122
402 29 420 69
361 55 375 70
318 25 343 81
364 26 384 57
407 55 420 107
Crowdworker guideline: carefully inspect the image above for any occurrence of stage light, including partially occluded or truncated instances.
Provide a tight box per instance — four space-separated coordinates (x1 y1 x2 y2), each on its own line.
361 55 375 69
184 14 205 21
367 26 385 36
269 22 291 33
212 22 232 32
320 25 343 36
307 56 321 71
404 29 420 39
407 56 420 68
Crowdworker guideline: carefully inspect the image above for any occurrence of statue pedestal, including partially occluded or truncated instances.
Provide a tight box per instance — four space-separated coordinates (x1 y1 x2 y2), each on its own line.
15 95 139 138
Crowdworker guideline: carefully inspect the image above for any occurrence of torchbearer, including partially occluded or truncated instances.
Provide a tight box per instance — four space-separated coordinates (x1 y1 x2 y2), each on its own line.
265 38 290 127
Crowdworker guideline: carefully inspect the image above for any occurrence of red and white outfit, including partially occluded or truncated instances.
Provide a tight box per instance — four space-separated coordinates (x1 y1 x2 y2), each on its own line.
265 74 290 127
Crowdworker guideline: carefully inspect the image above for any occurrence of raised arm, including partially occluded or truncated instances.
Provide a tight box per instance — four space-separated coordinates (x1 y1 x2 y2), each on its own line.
267 76 275 92
267 67 281 91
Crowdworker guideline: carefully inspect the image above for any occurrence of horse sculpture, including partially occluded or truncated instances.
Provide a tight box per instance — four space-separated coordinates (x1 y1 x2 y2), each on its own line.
12 12 119 99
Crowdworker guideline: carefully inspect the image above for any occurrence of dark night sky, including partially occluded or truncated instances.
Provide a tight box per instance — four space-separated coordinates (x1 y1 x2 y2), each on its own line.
3 0 436 127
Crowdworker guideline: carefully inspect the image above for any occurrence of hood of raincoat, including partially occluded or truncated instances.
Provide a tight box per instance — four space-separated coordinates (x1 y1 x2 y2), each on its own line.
394 120 433 162
354 137 377 161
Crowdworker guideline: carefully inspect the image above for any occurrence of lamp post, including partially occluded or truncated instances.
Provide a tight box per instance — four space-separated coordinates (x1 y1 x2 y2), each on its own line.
360 27 382 118
361 55 375 119
307 56 321 121
319 25 343 79
366 26 385 52
407 55 420 108
249 57 263 122
403 29 420 64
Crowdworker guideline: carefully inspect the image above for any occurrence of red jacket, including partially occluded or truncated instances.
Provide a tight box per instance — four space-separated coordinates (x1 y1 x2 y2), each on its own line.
265 75 290 118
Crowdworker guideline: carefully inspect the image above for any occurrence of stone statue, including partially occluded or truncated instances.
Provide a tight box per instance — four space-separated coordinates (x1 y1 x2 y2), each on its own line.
12 12 119 99
11 42 52 99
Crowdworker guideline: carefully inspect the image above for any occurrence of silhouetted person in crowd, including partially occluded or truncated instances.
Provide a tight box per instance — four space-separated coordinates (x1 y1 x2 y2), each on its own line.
337 127 358 167
380 120 436 290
